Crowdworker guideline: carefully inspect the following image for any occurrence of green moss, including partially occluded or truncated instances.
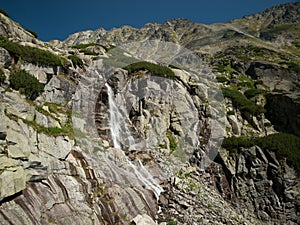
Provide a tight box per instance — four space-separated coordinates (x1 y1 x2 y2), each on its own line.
222 133 300 171
9 69 44 100
0 36 62 66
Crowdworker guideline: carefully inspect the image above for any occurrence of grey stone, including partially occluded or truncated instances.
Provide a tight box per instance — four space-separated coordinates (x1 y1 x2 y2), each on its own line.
38 134 74 159
132 214 157 225
0 167 26 202
0 47 11 68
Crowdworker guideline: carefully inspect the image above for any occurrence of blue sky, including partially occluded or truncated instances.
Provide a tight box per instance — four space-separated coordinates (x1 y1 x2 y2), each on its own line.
0 0 296 41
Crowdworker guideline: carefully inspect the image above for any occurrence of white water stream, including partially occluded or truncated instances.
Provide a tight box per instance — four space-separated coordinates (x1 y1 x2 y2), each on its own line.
105 83 135 149
105 83 163 200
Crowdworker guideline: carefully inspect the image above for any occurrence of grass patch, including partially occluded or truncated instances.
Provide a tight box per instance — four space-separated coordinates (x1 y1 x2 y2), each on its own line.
0 36 63 66
44 102 72 117
222 133 300 171
5 110 73 138
166 129 178 153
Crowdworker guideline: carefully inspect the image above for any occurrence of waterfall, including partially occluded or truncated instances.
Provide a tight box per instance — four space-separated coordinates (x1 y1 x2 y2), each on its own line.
105 83 134 149
105 83 163 200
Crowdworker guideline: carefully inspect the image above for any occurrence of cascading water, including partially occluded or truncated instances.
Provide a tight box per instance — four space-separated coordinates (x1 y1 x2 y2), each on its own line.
105 83 135 149
105 83 163 200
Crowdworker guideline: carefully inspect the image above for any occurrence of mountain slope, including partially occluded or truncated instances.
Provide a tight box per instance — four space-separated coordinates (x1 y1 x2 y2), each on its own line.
0 2 299 225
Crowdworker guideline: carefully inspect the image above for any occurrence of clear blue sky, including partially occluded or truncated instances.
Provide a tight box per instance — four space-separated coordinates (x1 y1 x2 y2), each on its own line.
0 0 297 41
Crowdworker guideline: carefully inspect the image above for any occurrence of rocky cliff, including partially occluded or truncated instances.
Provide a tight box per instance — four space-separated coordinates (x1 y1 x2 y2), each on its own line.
0 2 299 225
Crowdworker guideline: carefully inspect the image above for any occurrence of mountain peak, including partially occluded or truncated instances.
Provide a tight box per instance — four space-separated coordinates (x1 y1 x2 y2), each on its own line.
242 2 300 26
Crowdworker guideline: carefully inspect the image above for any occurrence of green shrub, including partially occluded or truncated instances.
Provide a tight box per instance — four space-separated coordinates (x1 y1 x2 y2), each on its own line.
26 29 38 38
72 43 99 49
0 36 62 66
166 129 177 153
222 136 255 153
216 76 229 83
221 87 265 115
0 68 5 84
0 8 9 18
9 69 44 100
287 61 300 73
168 221 177 225
124 61 175 78
222 133 300 171
227 110 235 116
68 55 84 69
244 88 266 99
254 80 264 86
79 49 98 56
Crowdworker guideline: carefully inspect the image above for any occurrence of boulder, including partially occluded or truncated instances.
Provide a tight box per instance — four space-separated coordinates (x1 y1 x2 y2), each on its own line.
6 128 31 159
132 214 157 225
227 114 241 136
38 134 74 159
0 167 26 202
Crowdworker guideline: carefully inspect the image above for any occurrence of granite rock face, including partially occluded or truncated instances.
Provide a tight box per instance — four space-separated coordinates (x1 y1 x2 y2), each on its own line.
0 2 299 225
